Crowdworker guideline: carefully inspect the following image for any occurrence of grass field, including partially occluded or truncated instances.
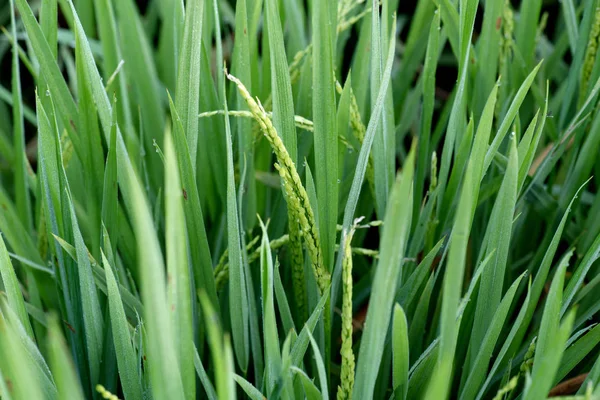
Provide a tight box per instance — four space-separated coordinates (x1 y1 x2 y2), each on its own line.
0 0 600 398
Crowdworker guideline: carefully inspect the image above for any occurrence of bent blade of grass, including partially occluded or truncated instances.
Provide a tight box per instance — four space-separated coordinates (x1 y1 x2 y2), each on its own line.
290 287 330 366
126 161 185 400
353 142 415 399
392 304 409 400
194 346 217 400
165 131 195 398
175 0 204 170
47 314 85 400
102 253 142 400
312 0 338 272
234 375 265 400
470 135 518 359
0 233 34 339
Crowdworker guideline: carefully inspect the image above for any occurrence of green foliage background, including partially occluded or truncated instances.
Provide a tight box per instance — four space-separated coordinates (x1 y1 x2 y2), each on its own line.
0 0 599 399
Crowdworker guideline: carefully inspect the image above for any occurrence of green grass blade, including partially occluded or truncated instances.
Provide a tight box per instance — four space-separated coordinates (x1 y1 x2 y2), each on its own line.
470 135 518 358
312 0 338 272
102 252 142 400
460 272 526 400
234 375 265 400
353 143 415 399
0 233 33 339
0 310 44 400
101 98 119 258
165 131 195 398
231 0 256 230
259 219 282 393
9 0 32 234
392 303 409 400
523 259 574 400
483 62 542 176
332 15 397 310
555 323 600 385
167 95 218 308
126 158 185 400
265 0 297 162
66 191 105 388
221 75 249 372
47 314 85 400
426 160 475 400
194 346 218 400
308 330 329 400
414 10 441 222
175 0 204 170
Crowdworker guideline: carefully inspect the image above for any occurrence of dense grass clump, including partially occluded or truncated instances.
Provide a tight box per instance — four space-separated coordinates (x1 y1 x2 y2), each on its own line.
1 0 600 398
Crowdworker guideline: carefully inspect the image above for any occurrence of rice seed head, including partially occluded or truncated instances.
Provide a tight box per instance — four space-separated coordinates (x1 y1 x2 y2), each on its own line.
227 71 330 294
288 208 306 322
580 7 600 105
337 218 362 400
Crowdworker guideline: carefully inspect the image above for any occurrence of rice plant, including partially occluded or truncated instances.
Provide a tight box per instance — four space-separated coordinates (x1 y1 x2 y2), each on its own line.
0 0 599 398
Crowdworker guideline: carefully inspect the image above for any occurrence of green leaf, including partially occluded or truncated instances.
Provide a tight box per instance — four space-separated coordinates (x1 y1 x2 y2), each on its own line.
483 62 542 176
0 309 45 400
392 304 409 400
47 314 85 400
0 233 33 339
312 0 338 272
234 375 265 400
164 131 195 399
460 272 526 400
66 190 104 389
102 252 142 400
259 219 281 394
175 0 204 169
426 159 475 400
470 135 518 357
167 95 218 308
126 156 185 400
9 0 32 233
523 259 575 400
222 74 249 372
353 142 415 399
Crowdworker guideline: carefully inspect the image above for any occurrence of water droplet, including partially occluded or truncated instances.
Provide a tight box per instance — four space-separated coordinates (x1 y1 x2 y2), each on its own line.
337 179 341 184
45 89 50 97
